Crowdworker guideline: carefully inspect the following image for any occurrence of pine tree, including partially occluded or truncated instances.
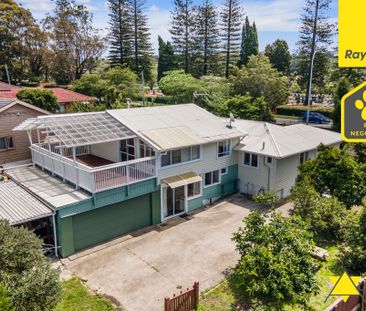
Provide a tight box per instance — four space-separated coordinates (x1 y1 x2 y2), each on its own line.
157 36 176 81
264 39 291 75
238 17 258 67
170 0 195 73
194 0 220 76
108 0 133 66
297 0 333 103
130 0 153 82
220 0 243 78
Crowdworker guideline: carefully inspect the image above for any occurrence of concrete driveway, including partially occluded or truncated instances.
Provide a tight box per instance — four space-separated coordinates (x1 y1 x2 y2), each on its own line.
62 194 259 311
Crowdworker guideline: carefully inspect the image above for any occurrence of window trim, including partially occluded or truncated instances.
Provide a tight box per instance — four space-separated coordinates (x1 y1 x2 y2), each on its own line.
0 136 15 152
160 145 202 169
243 152 259 169
217 140 231 158
187 181 202 200
221 167 228 175
299 151 309 164
203 169 221 188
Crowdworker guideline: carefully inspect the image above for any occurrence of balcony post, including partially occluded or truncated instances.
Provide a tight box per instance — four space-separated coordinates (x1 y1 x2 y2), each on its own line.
73 147 80 190
37 129 44 171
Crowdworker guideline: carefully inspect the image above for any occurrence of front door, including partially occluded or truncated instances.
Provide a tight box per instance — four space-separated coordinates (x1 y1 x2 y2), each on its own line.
164 185 186 219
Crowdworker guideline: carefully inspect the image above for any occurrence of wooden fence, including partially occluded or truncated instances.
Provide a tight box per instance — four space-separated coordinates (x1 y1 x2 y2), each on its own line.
327 279 366 311
164 282 199 311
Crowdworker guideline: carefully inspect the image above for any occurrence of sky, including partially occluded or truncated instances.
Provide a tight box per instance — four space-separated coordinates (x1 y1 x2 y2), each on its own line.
16 0 338 54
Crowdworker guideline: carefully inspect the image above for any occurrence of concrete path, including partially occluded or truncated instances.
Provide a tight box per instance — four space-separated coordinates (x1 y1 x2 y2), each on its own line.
62 194 260 311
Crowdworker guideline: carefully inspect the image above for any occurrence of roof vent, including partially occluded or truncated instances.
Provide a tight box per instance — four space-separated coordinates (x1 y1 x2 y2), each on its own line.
262 142 265 150
226 113 235 129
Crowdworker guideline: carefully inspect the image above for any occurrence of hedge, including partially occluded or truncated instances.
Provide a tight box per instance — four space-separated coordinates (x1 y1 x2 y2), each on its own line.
276 105 334 118
136 95 175 105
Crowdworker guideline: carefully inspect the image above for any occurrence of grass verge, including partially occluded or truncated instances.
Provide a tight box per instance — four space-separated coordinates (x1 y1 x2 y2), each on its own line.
56 277 115 311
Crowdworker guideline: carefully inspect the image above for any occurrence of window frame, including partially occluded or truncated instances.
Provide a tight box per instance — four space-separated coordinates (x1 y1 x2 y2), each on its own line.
221 167 228 175
300 151 309 164
0 136 14 152
243 152 259 168
203 170 221 188
187 181 202 200
217 140 231 158
267 157 272 164
160 145 201 168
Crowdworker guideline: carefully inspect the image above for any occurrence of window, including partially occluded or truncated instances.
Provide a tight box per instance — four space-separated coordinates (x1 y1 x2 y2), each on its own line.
204 170 220 187
120 138 135 161
221 167 227 175
187 181 201 198
243 152 259 168
217 140 231 157
139 140 155 158
0 136 14 151
267 157 272 164
300 152 309 164
161 146 201 167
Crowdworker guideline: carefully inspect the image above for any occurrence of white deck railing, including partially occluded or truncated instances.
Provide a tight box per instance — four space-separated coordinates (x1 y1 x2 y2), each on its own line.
30 144 156 193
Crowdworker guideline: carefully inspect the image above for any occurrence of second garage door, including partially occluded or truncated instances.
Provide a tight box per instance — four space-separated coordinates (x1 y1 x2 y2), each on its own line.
72 193 152 251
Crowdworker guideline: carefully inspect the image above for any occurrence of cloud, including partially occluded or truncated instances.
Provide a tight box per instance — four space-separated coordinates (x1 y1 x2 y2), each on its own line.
147 5 171 51
244 0 303 32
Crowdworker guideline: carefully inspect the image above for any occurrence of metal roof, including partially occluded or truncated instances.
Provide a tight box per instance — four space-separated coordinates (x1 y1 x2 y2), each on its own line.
234 120 343 158
14 112 135 148
0 181 53 225
108 104 245 151
6 166 91 208
162 172 202 189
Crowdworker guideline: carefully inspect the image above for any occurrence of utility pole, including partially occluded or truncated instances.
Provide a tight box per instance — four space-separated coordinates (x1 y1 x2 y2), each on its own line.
5 64 10 84
306 50 318 125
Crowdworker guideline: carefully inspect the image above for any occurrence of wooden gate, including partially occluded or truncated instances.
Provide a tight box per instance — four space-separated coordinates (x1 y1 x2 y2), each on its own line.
164 282 199 311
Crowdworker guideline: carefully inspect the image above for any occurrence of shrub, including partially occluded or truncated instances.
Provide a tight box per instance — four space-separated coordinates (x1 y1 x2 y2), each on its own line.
252 191 279 207
276 105 333 118
16 88 59 112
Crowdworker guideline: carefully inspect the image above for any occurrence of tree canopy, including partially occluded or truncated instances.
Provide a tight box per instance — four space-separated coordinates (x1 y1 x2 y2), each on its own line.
231 211 318 307
264 39 291 75
0 220 60 310
238 17 258 67
16 88 59 112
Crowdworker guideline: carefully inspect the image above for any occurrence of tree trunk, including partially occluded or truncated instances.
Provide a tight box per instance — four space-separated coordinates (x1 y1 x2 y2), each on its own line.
225 0 232 78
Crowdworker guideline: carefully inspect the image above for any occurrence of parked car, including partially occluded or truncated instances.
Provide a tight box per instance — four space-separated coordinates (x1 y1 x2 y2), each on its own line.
302 112 331 124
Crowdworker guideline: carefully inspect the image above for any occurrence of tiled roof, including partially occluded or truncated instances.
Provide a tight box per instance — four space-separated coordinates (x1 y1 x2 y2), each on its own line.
0 90 17 99
47 88 95 103
0 81 20 92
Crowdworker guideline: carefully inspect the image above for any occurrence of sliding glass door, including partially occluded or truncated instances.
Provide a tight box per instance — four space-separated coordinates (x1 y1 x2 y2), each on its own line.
164 186 186 219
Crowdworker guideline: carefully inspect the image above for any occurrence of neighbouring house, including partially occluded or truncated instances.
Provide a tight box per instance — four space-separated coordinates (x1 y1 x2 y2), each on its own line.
0 83 96 112
4 104 342 257
0 99 50 167
233 120 343 198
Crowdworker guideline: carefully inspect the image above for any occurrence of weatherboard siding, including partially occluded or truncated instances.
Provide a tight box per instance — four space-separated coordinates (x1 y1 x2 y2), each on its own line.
157 139 239 183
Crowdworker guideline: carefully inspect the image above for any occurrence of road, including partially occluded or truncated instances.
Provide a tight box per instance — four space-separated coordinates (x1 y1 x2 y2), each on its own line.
275 117 333 129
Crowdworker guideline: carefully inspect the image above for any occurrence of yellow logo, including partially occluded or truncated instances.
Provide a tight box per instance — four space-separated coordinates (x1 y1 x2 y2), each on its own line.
341 81 366 142
339 0 366 67
326 272 362 302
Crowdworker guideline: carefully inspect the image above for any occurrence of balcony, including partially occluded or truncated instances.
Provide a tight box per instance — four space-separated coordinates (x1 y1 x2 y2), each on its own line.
30 143 156 193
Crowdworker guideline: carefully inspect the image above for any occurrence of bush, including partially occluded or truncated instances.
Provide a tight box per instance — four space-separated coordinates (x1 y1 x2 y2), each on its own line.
16 88 59 112
0 283 13 311
231 212 318 307
276 105 333 118
252 191 279 207
0 220 60 310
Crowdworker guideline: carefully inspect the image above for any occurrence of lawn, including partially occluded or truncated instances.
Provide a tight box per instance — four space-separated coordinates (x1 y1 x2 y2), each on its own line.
56 277 115 311
199 245 341 311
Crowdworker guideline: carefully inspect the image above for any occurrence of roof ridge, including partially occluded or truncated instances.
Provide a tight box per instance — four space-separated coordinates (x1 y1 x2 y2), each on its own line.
263 123 282 158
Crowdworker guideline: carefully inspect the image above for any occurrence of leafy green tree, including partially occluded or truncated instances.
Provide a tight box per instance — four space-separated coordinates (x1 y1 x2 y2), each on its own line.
0 283 13 311
352 143 366 164
252 191 279 208
238 17 258 67
16 89 59 112
0 220 60 310
108 0 133 67
264 39 291 75
44 0 106 83
297 145 366 207
159 70 204 104
194 0 220 76
220 0 242 78
339 206 366 273
292 177 348 241
332 77 350 131
297 0 334 99
71 74 110 101
157 36 177 81
170 0 195 73
232 54 290 109
231 211 318 307
225 95 273 121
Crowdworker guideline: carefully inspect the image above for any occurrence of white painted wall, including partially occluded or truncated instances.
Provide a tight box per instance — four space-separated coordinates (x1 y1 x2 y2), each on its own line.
157 138 239 183
238 153 277 195
90 141 120 162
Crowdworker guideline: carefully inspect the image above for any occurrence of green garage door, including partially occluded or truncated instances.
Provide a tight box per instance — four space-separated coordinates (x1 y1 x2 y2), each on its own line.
73 194 152 251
